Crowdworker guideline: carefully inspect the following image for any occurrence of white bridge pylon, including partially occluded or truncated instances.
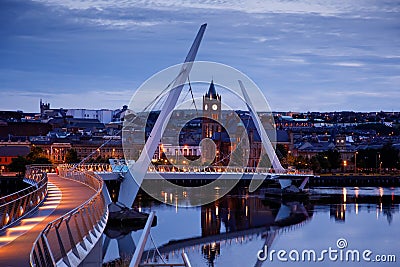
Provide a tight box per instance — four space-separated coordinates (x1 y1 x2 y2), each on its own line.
118 24 207 207
118 24 287 207
239 80 285 192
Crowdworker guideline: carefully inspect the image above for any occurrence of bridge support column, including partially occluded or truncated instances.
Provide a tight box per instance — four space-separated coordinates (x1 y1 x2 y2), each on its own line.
78 236 103 267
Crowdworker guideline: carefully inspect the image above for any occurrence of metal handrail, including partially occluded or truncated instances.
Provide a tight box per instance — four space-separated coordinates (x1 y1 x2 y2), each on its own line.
0 166 47 203
181 252 192 267
135 214 192 267
59 163 314 175
147 165 313 175
0 166 48 231
59 163 112 173
30 166 108 267
131 211 156 267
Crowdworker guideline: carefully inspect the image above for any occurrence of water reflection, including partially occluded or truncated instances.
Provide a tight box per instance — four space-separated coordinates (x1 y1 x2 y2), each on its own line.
126 188 314 266
202 242 220 267
102 187 400 266
197 196 312 266
309 187 400 225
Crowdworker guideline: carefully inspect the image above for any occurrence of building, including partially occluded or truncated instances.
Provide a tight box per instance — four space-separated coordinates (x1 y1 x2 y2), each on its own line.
199 81 273 168
40 99 67 119
202 80 222 163
158 143 201 163
0 122 52 141
275 115 313 129
65 118 105 135
202 80 222 138
66 109 113 124
0 142 30 171
71 140 124 161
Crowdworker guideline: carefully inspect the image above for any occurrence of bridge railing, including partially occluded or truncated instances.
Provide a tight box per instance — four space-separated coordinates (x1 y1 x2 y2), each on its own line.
60 163 313 175
28 164 57 173
30 166 108 267
60 163 112 173
147 165 272 174
148 165 313 175
0 165 48 231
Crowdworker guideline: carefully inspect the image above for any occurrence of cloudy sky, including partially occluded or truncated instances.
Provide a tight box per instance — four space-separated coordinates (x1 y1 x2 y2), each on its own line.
1 0 399 113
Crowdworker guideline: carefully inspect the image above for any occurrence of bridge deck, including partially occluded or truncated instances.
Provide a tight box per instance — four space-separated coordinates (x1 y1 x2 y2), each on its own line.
0 174 96 266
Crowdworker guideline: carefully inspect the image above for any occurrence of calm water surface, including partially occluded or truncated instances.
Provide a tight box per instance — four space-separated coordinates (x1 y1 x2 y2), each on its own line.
104 186 400 267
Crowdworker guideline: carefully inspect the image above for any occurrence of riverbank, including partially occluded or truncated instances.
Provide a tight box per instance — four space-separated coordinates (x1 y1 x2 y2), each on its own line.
309 174 400 187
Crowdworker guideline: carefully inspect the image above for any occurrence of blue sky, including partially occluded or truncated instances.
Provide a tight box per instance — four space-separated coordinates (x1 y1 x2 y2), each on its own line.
0 0 399 113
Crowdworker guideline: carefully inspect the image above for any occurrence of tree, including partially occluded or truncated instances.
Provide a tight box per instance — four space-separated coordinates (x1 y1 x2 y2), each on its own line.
294 155 309 170
315 149 341 172
275 144 288 161
316 153 331 172
286 153 297 167
26 146 46 162
325 149 341 170
310 156 321 173
357 149 377 169
33 157 51 164
26 146 51 164
381 143 399 169
8 146 51 175
65 149 79 163
8 156 30 175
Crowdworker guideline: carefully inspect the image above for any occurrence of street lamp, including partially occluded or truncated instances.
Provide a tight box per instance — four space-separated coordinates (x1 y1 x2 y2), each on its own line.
377 152 381 174
355 151 358 174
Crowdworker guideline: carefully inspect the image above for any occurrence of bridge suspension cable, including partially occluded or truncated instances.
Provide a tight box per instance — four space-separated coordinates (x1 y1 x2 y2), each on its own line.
70 69 188 170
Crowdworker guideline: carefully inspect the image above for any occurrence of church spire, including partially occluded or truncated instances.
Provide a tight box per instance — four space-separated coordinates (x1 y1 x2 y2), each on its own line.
205 79 219 100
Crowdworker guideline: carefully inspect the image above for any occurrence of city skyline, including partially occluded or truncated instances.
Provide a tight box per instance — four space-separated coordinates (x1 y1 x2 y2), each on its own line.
1 0 399 112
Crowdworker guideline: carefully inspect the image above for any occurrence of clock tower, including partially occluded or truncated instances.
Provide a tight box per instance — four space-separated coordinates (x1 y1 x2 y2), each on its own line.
202 80 221 139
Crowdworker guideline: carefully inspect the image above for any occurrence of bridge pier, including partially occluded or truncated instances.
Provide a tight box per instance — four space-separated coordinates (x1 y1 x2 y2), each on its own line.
78 236 103 267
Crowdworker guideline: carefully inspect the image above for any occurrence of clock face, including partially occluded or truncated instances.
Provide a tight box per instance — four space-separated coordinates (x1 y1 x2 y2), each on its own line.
212 104 218 110
204 104 208 110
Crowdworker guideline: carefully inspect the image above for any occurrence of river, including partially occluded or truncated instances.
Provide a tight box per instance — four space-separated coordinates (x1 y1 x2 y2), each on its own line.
103 186 400 267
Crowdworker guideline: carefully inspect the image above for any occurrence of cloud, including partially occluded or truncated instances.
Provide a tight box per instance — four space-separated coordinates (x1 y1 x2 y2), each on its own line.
331 62 365 67
253 36 268 43
33 0 399 17
84 18 163 29
282 57 308 64
0 0 398 113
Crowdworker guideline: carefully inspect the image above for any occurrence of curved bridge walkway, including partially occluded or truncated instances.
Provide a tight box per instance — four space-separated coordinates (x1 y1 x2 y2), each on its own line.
0 174 96 266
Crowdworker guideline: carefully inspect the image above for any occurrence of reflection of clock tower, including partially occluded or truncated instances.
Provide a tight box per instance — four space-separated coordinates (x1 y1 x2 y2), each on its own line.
202 80 221 139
